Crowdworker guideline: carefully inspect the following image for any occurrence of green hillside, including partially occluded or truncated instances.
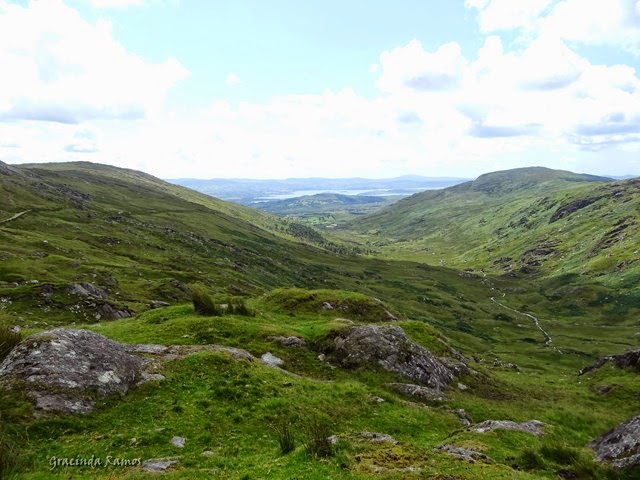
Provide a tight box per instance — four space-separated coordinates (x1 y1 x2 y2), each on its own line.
255 193 399 227
1 162 639 479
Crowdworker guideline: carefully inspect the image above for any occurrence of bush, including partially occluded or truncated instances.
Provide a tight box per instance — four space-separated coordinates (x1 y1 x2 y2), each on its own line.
271 418 296 455
518 448 545 470
0 433 16 480
190 285 222 316
227 298 254 317
0 326 21 363
303 414 334 458
540 443 580 465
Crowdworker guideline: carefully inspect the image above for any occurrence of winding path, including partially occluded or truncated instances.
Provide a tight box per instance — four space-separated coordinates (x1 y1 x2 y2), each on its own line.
490 296 554 347
0 210 29 225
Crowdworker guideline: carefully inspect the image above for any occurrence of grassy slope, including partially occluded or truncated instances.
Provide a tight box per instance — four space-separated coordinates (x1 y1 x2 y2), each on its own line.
255 193 400 228
341 167 640 321
1 162 639 479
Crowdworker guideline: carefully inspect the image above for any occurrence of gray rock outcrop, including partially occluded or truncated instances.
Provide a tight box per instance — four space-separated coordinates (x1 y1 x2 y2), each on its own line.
589 416 640 469
386 383 448 402
580 349 640 375
0 329 144 413
327 325 455 390
471 420 544 436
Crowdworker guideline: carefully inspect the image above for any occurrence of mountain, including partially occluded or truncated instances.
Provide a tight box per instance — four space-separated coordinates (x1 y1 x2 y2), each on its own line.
343 166 639 316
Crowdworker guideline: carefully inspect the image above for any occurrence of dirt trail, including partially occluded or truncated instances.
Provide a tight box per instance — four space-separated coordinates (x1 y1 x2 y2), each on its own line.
490 296 554 347
0 210 29 225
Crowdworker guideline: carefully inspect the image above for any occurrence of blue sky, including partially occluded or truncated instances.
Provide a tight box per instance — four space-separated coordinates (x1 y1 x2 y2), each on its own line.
0 0 639 178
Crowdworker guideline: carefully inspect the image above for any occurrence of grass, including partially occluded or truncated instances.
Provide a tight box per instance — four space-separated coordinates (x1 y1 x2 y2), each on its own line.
0 326 21 363
1 162 639 478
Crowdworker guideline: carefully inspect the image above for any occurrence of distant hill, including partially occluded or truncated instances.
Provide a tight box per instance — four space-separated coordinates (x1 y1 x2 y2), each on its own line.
344 167 640 293
169 175 468 204
254 193 400 227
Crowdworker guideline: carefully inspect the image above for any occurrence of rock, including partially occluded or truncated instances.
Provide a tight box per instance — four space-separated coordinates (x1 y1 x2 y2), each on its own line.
386 383 448 402
171 436 185 448
318 353 326 362
360 431 398 444
97 303 133 320
457 382 468 391
137 372 166 386
322 302 334 310
492 359 521 372
260 352 284 367
579 349 640 375
201 451 214 458
456 409 472 427
67 282 107 299
269 336 306 348
141 458 178 472
439 357 471 376
328 325 455 390
149 301 171 309
471 420 544 436
589 416 640 469
435 444 489 463
0 329 144 414
368 395 385 403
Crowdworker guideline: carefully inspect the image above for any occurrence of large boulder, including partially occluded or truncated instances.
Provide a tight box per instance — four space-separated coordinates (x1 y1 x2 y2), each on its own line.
327 325 455 390
0 329 144 414
589 416 640 469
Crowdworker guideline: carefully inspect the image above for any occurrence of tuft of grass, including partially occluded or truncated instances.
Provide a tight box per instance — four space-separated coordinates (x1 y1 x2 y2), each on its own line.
0 326 21 363
303 413 334 459
518 447 545 471
190 284 222 316
271 418 296 455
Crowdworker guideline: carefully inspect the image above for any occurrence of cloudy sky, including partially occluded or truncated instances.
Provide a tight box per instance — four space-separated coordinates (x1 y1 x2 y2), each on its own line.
1 0 639 179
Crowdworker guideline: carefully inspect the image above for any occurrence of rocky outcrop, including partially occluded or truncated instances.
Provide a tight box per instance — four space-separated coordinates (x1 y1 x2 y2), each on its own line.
0 329 144 413
589 416 640 469
269 336 306 348
386 383 448 402
327 325 455 390
579 349 640 375
471 420 544 436
434 444 490 463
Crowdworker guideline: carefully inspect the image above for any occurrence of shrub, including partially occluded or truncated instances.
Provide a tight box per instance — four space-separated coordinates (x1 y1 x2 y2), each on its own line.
0 326 21 363
0 432 16 480
303 414 334 458
518 447 545 470
540 443 580 466
271 419 296 455
190 285 221 316
228 298 254 317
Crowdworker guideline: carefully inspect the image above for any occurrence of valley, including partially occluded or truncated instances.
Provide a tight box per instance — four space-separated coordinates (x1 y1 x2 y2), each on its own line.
0 161 639 479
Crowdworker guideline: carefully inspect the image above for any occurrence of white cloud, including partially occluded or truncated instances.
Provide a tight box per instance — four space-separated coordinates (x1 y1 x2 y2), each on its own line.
87 0 146 8
465 0 554 32
226 72 240 86
0 0 188 124
467 0 640 55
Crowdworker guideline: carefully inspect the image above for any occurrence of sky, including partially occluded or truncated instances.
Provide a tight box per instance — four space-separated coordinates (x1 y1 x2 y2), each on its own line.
0 0 639 179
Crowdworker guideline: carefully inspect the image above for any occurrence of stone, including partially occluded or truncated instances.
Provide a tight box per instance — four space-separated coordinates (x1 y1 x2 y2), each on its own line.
0 329 144 414
328 325 456 390
141 458 178 472
269 336 306 348
67 282 107 299
386 383 448 402
360 431 398 444
171 436 185 448
456 409 472 427
589 416 640 469
457 382 468 391
471 420 544 436
260 352 284 367
435 444 489 463
149 301 171 309
368 395 385 403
